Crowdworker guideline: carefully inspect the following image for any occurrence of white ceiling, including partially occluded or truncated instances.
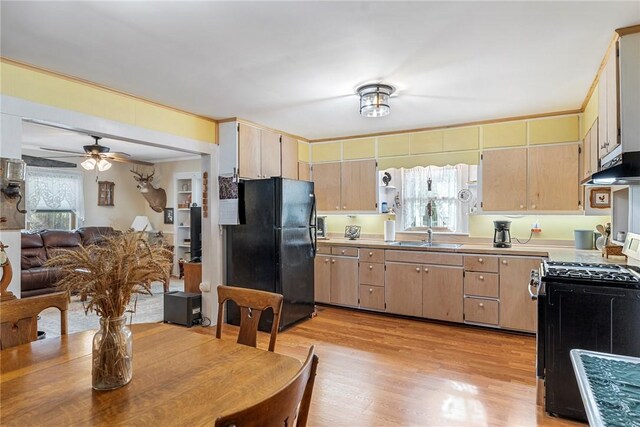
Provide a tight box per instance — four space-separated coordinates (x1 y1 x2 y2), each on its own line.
21 122 197 163
2 2 639 140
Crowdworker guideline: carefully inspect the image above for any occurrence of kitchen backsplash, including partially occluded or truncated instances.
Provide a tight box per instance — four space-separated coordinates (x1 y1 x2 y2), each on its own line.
323 214 611 241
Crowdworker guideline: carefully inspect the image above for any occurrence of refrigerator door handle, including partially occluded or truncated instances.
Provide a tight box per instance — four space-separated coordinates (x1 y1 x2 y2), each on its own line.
309 193 317 228
309 193 317 256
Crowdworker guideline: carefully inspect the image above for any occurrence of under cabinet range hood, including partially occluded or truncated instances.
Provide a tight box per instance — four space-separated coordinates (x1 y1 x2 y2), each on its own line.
590 32 640 185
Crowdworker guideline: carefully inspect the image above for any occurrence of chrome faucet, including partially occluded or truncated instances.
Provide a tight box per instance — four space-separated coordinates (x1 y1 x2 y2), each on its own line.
425 227 433 245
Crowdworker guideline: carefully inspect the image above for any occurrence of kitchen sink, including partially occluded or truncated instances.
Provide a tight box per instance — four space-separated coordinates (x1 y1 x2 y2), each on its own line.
388 241 461 249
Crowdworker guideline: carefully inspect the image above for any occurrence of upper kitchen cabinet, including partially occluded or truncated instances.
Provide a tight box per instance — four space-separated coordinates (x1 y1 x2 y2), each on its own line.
582 120 599 181
598 45 620 158
313 159 377 212
218 121 283 180
528 144 580 210
481 148 527 211
281 135 299 179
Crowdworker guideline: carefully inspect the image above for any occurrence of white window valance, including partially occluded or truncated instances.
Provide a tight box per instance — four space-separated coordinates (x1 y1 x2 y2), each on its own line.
26 167 85 223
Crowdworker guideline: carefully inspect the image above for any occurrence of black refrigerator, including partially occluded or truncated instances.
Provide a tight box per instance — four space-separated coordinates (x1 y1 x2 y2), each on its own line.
226 177 316 331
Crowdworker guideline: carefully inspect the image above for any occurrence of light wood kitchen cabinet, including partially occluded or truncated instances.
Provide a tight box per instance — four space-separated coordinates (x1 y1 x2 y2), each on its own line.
359 262 385 287
341 159 377 211
260 129 282 178
238 123 262 179
481 148 527 211
422 265 463 322
330 257 359 307
313 162 342 211
313 159 377 212
314 255 331 303
281 135 298 179
359 285 385 311
498 257 541 333
385 262 423 317
528 144 580 210
464 297 499 325
582 121 599 181
598 46 619 158
298 162 310 181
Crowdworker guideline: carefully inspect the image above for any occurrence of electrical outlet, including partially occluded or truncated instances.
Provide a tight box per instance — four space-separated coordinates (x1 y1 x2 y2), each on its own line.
531 222 542 233
199 281 211 292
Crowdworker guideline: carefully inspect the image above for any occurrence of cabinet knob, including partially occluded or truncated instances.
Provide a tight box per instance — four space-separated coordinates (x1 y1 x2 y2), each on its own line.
324 259 329 263
343 205 347 209
369 265 373 270
369 288 373 293
331 259 336 264
531 204 536 209
341 250 345 254
519 204 524 209
424 267 429 272
478 258 483 263
335 206 339 210
502 260 507 265
416 267 420 272
368 252 373 256
479 303 484 308
479 275 484 280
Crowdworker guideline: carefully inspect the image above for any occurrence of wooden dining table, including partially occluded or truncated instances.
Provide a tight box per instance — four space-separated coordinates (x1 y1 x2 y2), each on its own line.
0 323 302 426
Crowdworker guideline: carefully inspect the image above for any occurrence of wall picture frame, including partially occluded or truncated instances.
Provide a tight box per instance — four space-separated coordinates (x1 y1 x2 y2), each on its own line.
97 181 114 206
164 207 174 224
589 187 611 209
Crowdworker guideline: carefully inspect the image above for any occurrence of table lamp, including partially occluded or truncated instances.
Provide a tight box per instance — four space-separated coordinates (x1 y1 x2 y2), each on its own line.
130 216 154 232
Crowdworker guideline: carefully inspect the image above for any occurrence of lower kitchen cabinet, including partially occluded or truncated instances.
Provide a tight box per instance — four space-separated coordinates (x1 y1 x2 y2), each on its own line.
423 266 463 322
330 257 359 307
314 255 331 303
464 297 499 325
359 285 385 310
499 257 541 332
385 262 423 317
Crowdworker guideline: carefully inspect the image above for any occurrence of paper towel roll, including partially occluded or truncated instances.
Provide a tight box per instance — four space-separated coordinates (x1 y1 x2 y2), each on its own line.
384 220 396 242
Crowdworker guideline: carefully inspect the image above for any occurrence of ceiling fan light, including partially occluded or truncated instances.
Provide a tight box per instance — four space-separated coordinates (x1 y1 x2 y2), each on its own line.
357 83 395 118
81 158 97 170
97 158 112 171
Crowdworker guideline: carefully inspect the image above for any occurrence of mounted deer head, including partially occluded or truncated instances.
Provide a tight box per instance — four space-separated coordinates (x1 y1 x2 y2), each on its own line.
131 169 167 213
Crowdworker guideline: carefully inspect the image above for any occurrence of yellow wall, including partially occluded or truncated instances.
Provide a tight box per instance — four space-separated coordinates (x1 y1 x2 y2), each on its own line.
0 60 216 143
324 213 610 241
310 113 580 168
581 87 599 139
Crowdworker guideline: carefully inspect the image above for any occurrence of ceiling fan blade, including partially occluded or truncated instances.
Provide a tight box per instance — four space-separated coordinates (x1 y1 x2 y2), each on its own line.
106 156 154 166
108 152 131 158
34 154 85 159
39 147 86 155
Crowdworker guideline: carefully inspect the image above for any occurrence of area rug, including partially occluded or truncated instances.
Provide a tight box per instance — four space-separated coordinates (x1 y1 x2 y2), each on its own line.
38 279 185 338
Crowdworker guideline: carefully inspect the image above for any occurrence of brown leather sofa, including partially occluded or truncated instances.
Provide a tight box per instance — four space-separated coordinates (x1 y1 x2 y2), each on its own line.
20 227 117 298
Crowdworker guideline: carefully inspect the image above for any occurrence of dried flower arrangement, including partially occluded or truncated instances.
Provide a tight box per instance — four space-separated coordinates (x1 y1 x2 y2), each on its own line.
47 231 172 390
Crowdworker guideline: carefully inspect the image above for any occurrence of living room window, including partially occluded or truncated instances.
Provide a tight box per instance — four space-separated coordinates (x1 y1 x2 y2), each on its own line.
25 168 84 231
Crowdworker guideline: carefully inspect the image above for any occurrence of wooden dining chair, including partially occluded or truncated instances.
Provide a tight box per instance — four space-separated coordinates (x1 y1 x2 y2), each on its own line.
0 291 69 350
215 345 319 427
216 285 284 352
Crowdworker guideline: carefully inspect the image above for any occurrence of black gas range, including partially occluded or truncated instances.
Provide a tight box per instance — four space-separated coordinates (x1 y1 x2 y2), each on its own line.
533 259 640 421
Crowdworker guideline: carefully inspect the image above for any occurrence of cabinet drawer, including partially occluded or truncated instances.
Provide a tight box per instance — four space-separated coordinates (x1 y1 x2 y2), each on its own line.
385 250 462 266
464 272 499 298
464 297 499 325
316 246 331 255
359 263 384 286
359 248 385 263
464 255 499 273
359 285 385 311
331 246 359 257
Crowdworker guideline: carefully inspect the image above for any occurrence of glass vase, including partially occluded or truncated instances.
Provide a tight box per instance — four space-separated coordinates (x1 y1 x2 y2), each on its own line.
92 316 133 390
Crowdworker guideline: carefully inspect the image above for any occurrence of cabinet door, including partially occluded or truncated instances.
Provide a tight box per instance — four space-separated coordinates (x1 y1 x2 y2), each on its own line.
330 257 358 307
581 132 591 181
481 148 527 211
238 123 261 179
314 256 331 303
313 162 341 211
340 159 377 211
385 262 423 317
422 265 463 322
281 135 298 179
606 46 619 154
499 257 541 332
590 120 599 175
528 144 579 211
298 162 310 181
598 72 608 158
260 129 281 178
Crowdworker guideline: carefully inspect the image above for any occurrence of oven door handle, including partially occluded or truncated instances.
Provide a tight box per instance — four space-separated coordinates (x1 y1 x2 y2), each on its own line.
529 269 539 300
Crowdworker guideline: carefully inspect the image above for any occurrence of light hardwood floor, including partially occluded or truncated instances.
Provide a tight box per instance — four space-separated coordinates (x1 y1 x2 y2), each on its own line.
202 306 584 427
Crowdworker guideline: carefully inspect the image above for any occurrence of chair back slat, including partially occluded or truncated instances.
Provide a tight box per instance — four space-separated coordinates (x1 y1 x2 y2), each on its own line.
216 285 284 352
215 346 319 427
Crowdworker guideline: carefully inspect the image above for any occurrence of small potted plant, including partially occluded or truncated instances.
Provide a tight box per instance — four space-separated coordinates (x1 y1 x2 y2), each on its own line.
47 231 172 390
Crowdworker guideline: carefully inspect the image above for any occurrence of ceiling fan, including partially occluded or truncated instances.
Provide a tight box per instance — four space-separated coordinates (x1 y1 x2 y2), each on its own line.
39 136 153 171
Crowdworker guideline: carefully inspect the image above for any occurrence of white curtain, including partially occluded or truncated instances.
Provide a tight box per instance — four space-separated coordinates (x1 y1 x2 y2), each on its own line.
393 164 476 233
26 167 85 224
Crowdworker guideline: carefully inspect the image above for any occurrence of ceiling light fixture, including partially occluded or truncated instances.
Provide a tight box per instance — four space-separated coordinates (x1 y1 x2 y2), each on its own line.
357 83 395 118
81 156 112 171
81 158 97 170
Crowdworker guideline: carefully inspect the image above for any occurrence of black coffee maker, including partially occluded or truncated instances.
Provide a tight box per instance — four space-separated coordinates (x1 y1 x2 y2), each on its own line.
493 220 512 248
